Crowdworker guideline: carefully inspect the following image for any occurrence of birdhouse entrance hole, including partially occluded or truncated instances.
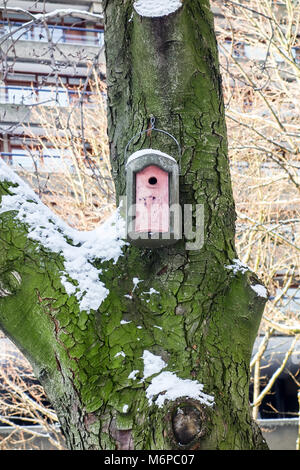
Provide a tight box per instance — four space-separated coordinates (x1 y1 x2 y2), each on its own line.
148 176 157 185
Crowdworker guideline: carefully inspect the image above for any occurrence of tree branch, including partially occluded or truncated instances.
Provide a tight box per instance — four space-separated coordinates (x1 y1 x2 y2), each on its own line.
0 161 125 314
0 7 103 45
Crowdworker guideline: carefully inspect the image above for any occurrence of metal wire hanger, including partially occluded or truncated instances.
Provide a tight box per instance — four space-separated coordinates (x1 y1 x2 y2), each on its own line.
124 116 181 173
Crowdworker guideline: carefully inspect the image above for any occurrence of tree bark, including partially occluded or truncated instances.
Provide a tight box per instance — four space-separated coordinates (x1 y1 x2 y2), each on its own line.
0 0 268 450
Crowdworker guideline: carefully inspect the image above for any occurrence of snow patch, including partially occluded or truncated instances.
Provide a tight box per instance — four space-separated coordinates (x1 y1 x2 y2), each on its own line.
251 284 268 299
115 351 126 358
141 349 214 409
0 161 126 313
126 149 177 166
133 0 182 18
146 371 215 408
60 275 77 295
142 350 166 379
143 288 160 295
122 404 129 413
225 258 249 275
132 277 142 292
128 370 139 380
120 320 131 325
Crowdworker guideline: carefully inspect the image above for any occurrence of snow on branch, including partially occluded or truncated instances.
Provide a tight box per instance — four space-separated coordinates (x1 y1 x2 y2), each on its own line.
0 162 125 313
225 258 250 275
0 7 103 22
0 7 103 45
250 284 268 299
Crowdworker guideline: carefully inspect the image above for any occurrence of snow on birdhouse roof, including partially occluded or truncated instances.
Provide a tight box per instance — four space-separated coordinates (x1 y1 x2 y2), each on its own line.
126 149 177 166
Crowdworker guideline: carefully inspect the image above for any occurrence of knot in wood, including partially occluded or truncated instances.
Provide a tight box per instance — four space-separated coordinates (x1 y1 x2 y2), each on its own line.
172 405 205 446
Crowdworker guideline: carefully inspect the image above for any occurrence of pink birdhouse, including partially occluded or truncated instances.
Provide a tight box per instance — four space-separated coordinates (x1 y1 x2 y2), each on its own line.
126 149 180 247
135 165 169 233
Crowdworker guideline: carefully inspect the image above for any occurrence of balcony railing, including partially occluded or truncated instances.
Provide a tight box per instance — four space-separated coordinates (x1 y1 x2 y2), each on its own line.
1 151 70 172
0 85 95 107
0 21 104 47
219 39 300 64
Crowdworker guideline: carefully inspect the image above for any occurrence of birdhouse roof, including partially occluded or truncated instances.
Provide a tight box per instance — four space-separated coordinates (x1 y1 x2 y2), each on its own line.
126 149 177 167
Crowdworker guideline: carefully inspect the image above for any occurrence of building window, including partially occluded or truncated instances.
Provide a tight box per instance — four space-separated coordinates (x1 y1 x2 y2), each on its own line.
0 20 104 47
0 73 93 107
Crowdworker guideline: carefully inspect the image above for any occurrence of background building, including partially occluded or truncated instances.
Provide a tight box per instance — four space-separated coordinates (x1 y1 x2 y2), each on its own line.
0 0 104 172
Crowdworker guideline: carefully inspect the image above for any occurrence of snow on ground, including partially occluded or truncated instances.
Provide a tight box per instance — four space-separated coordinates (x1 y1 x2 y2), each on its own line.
133 0 182 18
0 161 126 313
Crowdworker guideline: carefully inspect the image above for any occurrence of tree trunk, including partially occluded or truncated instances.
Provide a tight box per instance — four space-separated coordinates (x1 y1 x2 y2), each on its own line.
0 0 268 450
